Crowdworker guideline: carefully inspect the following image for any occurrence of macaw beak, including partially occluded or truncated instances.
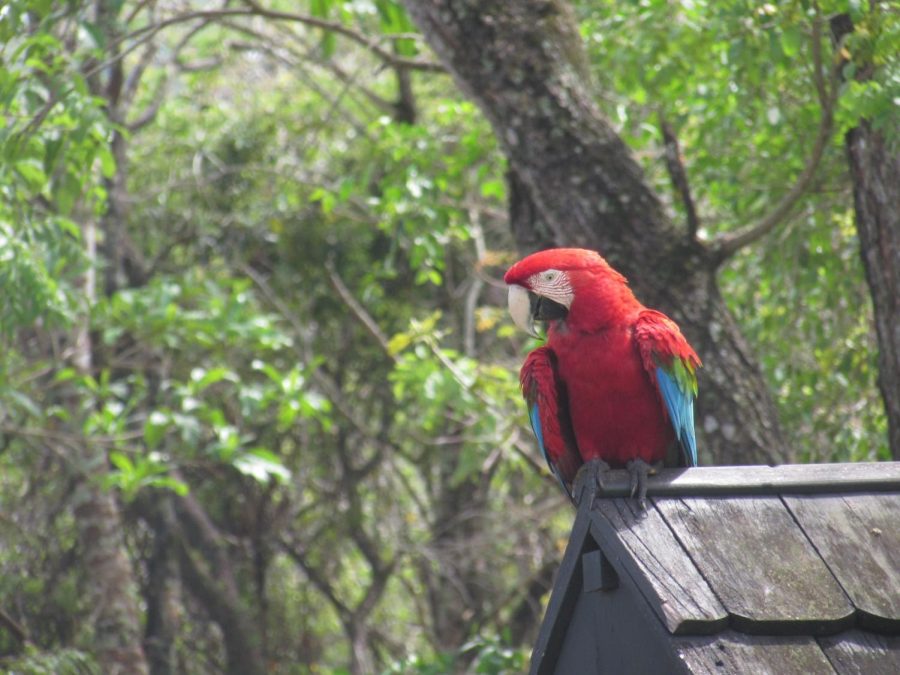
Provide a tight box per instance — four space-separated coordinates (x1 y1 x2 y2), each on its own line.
508 284 540 338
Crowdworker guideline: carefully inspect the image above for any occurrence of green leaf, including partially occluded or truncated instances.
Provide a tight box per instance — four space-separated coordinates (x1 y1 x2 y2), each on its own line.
146 476 189 496
54 170 82 215
109 451 134 474
15 158 47 189
97 145 116 178
190 366 238 391
479 179 505 200
780 28 802 58
4 390 42 417
232 449 291 483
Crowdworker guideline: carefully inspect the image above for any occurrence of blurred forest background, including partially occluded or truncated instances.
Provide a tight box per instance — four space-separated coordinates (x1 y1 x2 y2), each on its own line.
0 0 897 673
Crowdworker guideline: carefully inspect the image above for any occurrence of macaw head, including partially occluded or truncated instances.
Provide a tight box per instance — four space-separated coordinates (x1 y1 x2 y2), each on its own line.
503 247 635 336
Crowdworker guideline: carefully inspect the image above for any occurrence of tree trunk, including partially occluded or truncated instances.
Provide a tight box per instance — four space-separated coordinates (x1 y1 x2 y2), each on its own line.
72 220 150 675
173 494 267 675
846 121 900 459
142 498 181 675
403 0 786 464
72 487 149 675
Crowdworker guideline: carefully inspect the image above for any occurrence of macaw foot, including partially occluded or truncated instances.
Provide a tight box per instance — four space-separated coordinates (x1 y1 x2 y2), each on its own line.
626 459 661 509
572 458 611 506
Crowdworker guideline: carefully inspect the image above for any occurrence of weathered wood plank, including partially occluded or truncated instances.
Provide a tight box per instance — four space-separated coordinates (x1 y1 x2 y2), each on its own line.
586 462 900 498
785 494 900 630
675 632 836 674
589 498 728 635
655 496 855 632
819 630 900 675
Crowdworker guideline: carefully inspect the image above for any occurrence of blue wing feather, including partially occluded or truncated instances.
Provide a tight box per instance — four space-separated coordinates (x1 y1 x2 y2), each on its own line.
656 366 698 467
528 401 567 493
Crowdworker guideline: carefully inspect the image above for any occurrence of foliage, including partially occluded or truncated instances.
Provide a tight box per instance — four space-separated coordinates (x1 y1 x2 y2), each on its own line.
579 0 894 460
0 0 112 330
383 636 528 674
0 0 895 671
0 647 99 675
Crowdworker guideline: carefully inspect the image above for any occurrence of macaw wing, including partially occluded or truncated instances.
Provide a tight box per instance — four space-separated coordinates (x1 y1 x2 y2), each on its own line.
635 310 702 467
520 346 582 497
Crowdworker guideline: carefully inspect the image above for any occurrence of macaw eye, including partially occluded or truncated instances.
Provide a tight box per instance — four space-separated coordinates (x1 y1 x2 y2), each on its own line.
542 271 558 282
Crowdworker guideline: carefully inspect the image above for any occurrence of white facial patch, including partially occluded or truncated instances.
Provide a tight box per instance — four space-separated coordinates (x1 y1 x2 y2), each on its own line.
529 269 574 308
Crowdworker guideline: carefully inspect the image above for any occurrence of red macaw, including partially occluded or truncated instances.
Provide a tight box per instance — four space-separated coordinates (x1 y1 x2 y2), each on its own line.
504 248 701 504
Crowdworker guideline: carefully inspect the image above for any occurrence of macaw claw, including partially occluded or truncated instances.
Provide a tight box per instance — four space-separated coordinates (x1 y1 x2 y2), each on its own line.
626 458 660 509
572 458 611 506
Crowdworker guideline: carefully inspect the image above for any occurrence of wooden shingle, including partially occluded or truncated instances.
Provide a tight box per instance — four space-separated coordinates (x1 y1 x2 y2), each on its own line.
818 631 900 674
784 493 900 631
655 496 854 633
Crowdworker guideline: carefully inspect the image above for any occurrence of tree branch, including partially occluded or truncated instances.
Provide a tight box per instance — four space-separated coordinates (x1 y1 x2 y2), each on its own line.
659 112 700 240
710 14 838 263
240 0 444 72
316 56 397 117
125 18 220 131
86 4 444 84
325 261 394 357
279 537 352 622
0 606 29 644
169 493 266 675
219 22 372 136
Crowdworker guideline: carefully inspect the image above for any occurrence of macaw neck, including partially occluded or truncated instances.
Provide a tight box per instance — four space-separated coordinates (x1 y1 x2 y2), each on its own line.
556 280 643 334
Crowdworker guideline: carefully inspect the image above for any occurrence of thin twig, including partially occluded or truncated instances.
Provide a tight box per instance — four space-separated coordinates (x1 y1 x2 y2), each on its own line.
710 13 839 263
85 5 443 84
219 20 372 137
240 0 444 72
325 261 394 357
279 537 352 621
464 218 487 358
0 606 28 644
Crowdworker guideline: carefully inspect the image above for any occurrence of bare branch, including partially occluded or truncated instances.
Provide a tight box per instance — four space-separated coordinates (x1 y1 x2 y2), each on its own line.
279 537 352 621
316 57 397 116
125 18 219 131
86 5 444 84
325 260 395 357
126 88 166 132
121 41 159 113
124 0 156 26
239 0 444 73
659 112 700 240
463 219 486 358
357 557 397 619
0 605 29 644
219 21 373 136
710 14 838 263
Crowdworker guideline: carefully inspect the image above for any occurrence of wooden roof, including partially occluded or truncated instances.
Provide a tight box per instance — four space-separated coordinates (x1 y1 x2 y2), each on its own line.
531 462 900 674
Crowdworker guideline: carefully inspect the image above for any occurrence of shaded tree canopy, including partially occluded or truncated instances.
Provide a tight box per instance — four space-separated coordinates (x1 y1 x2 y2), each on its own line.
0 0 895 672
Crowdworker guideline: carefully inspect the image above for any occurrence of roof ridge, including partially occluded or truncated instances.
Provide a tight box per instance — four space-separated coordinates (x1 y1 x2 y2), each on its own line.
586 462 900 499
